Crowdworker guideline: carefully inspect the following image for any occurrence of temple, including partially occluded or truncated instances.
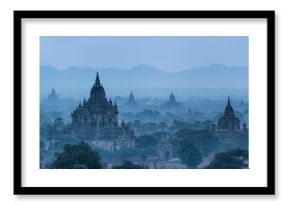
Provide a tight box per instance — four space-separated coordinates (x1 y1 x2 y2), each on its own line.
71 73 118 129
47 88 58 102
69 72 135 151
162 92 181 108
125 90 138 106
217 97 241 131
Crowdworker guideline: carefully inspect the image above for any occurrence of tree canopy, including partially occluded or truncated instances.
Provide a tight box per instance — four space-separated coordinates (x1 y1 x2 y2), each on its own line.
173 129 219 157
176 138 202 168
207 149 248 169
135 134 159 149
51 141 101 169
112 160 143 169
172 129 204 168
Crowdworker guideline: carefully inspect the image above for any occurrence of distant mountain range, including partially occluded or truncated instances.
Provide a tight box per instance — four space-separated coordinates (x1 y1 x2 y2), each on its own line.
40 64 248 98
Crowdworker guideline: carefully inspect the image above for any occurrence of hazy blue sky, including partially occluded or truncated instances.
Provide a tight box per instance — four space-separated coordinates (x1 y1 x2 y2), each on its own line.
40 36 248 72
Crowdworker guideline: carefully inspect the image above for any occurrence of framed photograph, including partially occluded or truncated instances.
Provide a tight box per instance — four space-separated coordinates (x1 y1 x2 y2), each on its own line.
14 10 275 195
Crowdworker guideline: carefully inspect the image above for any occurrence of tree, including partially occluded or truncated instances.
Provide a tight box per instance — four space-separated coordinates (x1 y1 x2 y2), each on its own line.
158 121 168 131
112 160 143 169
173 129 219 157
135 134 158 149
144 122 158 132
134 120 141 128
176 138 202 168
51 141 101 169
54 117 64 129
172 129 204 168
207 149 248 169
169 120 193 132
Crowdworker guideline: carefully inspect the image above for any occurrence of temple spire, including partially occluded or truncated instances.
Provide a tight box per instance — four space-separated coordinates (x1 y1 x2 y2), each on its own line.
129 90 134 99
95 72 100 86
47 87 58 101
224 96 235 117
169 91 175 101
114 101 118 112
227 96 231 105
243 120 247 131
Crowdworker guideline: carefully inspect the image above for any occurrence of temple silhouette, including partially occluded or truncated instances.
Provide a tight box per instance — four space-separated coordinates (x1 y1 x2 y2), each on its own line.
217 97 241 131
69 73 135 151
125 90 138 106
162 92 182 108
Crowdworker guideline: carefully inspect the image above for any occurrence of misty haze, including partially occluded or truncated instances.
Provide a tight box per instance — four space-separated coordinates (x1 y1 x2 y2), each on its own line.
40 36 249 169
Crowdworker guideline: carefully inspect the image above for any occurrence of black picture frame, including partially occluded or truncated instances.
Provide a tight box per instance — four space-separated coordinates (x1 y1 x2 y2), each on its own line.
14 10 275 195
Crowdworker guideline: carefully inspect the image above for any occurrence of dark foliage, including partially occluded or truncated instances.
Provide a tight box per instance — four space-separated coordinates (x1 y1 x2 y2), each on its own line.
51 141 101 169
175 138 202 168
172 129 205 168
207 149 248 169
135 110 161 121
135 134 159 149
169 120 193 131
173 129 219 157
112 160 143 169
114 148 144 158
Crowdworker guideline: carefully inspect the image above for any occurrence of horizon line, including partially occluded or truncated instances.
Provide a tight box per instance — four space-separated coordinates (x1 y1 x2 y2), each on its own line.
40 63 249 74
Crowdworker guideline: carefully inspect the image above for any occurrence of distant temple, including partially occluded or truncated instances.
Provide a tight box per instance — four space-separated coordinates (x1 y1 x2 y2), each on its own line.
125 90 138 106
162 92 181 108
155 132 172 161
242 121 248 131
47 88 58 102
68 73 135 151
217 97 241 131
